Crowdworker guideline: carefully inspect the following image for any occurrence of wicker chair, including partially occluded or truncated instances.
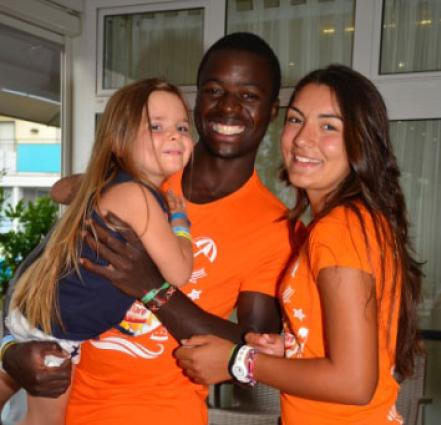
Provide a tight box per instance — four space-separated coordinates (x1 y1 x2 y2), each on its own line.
208 382 280 425
395 354 432 425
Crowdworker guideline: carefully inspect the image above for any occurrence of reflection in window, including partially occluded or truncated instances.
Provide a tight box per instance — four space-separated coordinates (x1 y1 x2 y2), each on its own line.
390 119 441 330
226 0 355 86
381 0 441 73
103 8 204 89
256 108 294 207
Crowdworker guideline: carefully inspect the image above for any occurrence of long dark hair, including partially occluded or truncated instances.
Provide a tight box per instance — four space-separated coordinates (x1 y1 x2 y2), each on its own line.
282 64 423 379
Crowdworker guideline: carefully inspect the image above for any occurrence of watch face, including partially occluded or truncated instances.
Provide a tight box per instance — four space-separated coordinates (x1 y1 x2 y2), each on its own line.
232 364 247 379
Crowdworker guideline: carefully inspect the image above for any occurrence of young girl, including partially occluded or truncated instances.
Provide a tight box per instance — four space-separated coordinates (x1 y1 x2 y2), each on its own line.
1 78 194 424
176 65 423 424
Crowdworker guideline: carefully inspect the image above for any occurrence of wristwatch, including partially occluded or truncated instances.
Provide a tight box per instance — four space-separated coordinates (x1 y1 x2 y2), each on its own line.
230 345 256 385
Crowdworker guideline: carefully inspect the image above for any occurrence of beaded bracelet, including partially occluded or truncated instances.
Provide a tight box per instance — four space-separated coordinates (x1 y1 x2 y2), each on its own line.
140 282 170 305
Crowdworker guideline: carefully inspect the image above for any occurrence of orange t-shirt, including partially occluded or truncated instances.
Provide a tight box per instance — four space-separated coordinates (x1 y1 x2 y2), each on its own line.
66 170 291 425
279 205 402 425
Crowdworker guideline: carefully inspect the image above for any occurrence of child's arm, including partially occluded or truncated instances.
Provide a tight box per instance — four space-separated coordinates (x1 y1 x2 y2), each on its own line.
97 182 193 288
165 190 193 283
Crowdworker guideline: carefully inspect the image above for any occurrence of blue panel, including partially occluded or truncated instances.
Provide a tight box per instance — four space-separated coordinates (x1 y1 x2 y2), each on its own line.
17 144 61 173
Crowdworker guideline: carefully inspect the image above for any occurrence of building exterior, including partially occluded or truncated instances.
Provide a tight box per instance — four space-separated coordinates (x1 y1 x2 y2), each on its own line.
0 116 60 231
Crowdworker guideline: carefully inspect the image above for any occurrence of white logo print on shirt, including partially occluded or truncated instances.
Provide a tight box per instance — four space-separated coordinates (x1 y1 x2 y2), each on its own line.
189 237 217 284
194 237 217 262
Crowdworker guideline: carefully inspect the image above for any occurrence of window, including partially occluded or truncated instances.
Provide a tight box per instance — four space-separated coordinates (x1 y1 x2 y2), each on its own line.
380 0 441 74
226 0 356 86
0 121 15 174
255 107 294 206
390 119 441 327
101 7 204 90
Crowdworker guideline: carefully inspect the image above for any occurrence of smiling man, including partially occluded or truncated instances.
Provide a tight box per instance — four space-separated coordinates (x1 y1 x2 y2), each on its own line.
3 33 292 425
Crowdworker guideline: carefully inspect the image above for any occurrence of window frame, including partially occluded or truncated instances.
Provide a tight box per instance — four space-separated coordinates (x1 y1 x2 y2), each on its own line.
0 13 71 177
352 0 441 121
95 0 225 97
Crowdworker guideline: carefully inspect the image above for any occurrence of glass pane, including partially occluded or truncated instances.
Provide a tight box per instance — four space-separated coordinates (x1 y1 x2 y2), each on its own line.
0 115 61 229
103 8 204 89
226 0 355 86
381 0 441 74
390 119 441 331
256 107 294 207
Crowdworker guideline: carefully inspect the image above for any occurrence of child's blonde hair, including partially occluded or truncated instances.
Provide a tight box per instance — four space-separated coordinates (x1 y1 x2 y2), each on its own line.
11 78 190 334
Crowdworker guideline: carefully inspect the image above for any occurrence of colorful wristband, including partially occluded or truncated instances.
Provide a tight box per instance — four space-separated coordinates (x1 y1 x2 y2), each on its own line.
172 226 190 234
170 212 191 227
175 231 192 242
144 285 177 312
0 335 17 363
140 282 170 305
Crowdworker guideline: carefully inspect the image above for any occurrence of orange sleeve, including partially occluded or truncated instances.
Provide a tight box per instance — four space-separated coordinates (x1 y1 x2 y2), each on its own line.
308 210 375 280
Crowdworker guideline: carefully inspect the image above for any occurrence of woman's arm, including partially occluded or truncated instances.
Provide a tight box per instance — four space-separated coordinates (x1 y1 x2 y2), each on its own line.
176 266 379 405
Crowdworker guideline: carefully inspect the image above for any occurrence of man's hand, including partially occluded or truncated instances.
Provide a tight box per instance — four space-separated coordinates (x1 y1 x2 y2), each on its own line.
175 335 233 385
80 212 164 298
3 341 71 397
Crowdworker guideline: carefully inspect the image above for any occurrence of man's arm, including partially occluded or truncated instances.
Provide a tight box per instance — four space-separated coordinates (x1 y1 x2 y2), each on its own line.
50 174 83 205
2 232 72 397
81 212 281 343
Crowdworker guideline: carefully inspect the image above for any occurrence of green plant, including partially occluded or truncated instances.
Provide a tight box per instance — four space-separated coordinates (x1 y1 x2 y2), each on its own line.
0 187 58 295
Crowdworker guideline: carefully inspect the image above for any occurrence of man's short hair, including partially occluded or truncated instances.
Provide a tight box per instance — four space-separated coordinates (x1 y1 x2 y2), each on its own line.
197 32 281 101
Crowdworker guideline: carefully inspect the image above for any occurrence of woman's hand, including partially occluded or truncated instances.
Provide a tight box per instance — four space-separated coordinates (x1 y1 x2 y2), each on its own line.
175 335 233 385
245 332 284 357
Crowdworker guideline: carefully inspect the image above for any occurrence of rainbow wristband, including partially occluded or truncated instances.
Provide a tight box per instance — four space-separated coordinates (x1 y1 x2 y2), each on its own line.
140 282 170 305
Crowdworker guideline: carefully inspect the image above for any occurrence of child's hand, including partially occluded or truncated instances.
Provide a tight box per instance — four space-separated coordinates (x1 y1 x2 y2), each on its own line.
245 332 285 357
166 190 186 214
167 190 190 228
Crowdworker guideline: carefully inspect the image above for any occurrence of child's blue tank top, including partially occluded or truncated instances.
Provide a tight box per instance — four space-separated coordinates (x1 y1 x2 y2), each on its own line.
51 170 167 341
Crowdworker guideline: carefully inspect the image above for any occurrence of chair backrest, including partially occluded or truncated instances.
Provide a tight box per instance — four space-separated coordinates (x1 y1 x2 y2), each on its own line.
231 383 280 414
395 354 427 425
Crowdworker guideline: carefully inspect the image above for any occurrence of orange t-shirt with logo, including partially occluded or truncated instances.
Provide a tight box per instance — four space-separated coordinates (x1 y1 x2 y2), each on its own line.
279 205 402 425
65 171 291 425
